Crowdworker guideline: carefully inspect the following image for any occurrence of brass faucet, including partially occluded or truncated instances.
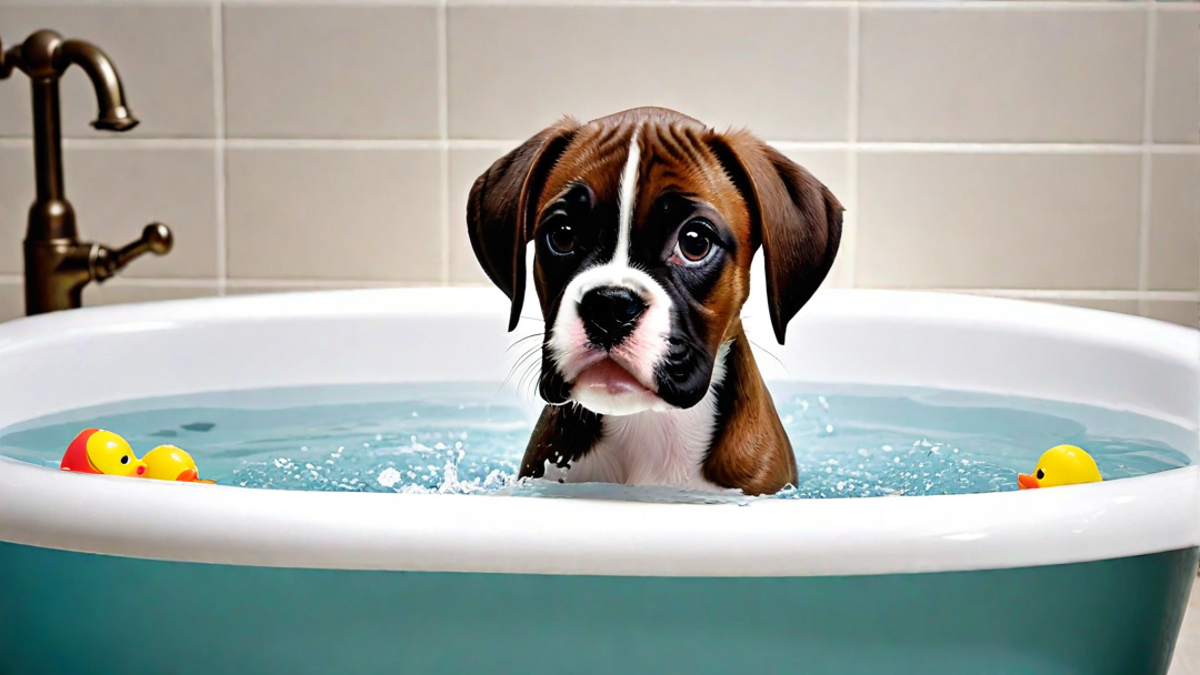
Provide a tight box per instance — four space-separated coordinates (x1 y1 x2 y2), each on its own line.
1 29 173 316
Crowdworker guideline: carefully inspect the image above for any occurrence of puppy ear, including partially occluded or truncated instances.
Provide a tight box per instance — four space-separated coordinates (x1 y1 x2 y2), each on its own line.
707 130 843 345
467 119 579 331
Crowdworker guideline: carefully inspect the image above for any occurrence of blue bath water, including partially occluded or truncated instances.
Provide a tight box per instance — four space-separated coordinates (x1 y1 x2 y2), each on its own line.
0 383 1193 502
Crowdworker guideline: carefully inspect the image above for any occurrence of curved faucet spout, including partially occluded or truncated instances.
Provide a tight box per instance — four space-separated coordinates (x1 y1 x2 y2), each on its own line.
57 39 138 131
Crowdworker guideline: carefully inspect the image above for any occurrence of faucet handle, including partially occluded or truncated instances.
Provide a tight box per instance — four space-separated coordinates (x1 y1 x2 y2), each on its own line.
91 222 173 282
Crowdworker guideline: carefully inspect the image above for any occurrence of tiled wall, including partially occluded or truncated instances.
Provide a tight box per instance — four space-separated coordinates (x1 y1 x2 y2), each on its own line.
0 0 1197 329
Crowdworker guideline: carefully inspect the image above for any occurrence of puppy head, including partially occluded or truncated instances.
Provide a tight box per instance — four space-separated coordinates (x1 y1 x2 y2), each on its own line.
468 107 842 416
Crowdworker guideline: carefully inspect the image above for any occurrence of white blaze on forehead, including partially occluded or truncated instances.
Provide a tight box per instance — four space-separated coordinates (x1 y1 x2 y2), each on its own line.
545 124 675 416
613 129 641 269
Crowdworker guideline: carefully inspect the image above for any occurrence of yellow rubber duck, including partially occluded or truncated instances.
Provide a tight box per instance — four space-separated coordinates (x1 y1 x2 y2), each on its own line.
60 428 147 477
142 444 215 484
1018 445 1103 490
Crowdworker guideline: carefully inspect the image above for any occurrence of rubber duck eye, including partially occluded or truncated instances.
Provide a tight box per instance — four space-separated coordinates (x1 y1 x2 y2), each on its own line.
121 455 130 465
1036 468 1045 480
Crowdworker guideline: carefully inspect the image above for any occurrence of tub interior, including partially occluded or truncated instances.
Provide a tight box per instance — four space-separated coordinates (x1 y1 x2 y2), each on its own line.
0 378 1193 502
0 289 1197 574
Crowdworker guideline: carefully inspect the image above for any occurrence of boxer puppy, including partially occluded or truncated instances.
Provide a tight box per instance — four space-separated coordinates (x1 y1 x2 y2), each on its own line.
467 107 841 496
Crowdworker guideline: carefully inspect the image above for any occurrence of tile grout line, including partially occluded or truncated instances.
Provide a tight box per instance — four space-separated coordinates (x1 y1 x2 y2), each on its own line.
3 137 1198 154
437 0 451 286
443 0 1151 10
1 275 1195 303
10 0 1194 8
843 0 860 290
1138 0 1158 317
906 289 1200 302
1 0 1164 8
212 0 229 297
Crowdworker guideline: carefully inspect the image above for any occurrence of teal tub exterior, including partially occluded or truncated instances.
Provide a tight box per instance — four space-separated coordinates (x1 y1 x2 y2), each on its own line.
0 541 1196 675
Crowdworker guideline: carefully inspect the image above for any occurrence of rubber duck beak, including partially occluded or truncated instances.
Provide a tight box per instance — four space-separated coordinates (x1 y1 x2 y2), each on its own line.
177 468 199 482
1018 473 1039 490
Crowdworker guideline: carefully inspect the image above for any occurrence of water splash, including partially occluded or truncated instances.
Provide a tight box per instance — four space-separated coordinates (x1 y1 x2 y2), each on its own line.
0 382 1191 503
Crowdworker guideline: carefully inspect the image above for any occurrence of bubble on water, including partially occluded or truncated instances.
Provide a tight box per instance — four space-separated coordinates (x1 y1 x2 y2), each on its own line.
377 467 402 488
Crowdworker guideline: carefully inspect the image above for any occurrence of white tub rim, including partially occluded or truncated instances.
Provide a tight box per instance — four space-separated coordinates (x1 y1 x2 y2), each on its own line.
0 287 1195 577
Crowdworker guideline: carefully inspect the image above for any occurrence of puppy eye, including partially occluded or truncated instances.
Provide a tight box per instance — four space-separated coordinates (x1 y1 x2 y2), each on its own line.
674 220 716 264
547 220 575 255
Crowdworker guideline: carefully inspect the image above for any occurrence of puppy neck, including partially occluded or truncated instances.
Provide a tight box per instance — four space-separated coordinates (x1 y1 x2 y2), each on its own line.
544 342 732 492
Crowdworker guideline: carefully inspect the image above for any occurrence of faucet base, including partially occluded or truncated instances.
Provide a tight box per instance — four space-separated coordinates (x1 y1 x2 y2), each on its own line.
23 238 91 316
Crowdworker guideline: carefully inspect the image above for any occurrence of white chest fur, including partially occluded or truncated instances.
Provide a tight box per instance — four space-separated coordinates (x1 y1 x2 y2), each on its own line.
544 345 730 492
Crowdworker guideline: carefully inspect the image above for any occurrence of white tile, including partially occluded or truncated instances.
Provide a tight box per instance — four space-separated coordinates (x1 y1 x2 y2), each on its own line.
84 282 216 308
0 147 218 278
1150 154 1200 291
1146 301 1199 329
0 283 22 323
0 5 215 138
447 149 497 285
1156 11 1200 144
223 5 439 139
859 9 1146 143
856 152 1142 289
226 148 443 281
447 6 850 141
1042 298 1141 316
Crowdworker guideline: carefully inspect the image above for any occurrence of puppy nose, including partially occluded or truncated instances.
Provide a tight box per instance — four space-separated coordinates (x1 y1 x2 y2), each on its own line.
578 286 646 350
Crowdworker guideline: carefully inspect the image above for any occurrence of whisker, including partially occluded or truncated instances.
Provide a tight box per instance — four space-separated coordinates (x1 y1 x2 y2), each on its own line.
746 337 787 373
496 345 542 397
519 357 548 399
519 362 541 397
505 332 544 353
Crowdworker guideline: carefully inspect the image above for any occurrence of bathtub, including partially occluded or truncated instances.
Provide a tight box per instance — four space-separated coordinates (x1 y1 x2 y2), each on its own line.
0 287 1196 675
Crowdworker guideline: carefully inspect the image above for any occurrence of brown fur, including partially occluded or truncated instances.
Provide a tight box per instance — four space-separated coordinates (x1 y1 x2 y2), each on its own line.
467 107 841 496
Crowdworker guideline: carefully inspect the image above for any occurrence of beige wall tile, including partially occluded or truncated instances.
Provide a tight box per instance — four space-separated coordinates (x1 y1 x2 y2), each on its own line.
447 149 496 285
84 283 217 308
1150 154 1200 291
1145 301 1199 329
0 283 22 323
225 285 341 296
860 9 1145 142
224 5 439 139
1040 298 1141 316
0 5 214 138
226 148 442 281
448 6 850 141
0 147 218 278
447 147 851 287
1156 10 1200 144
784 150 852 288
856 153 1141 289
